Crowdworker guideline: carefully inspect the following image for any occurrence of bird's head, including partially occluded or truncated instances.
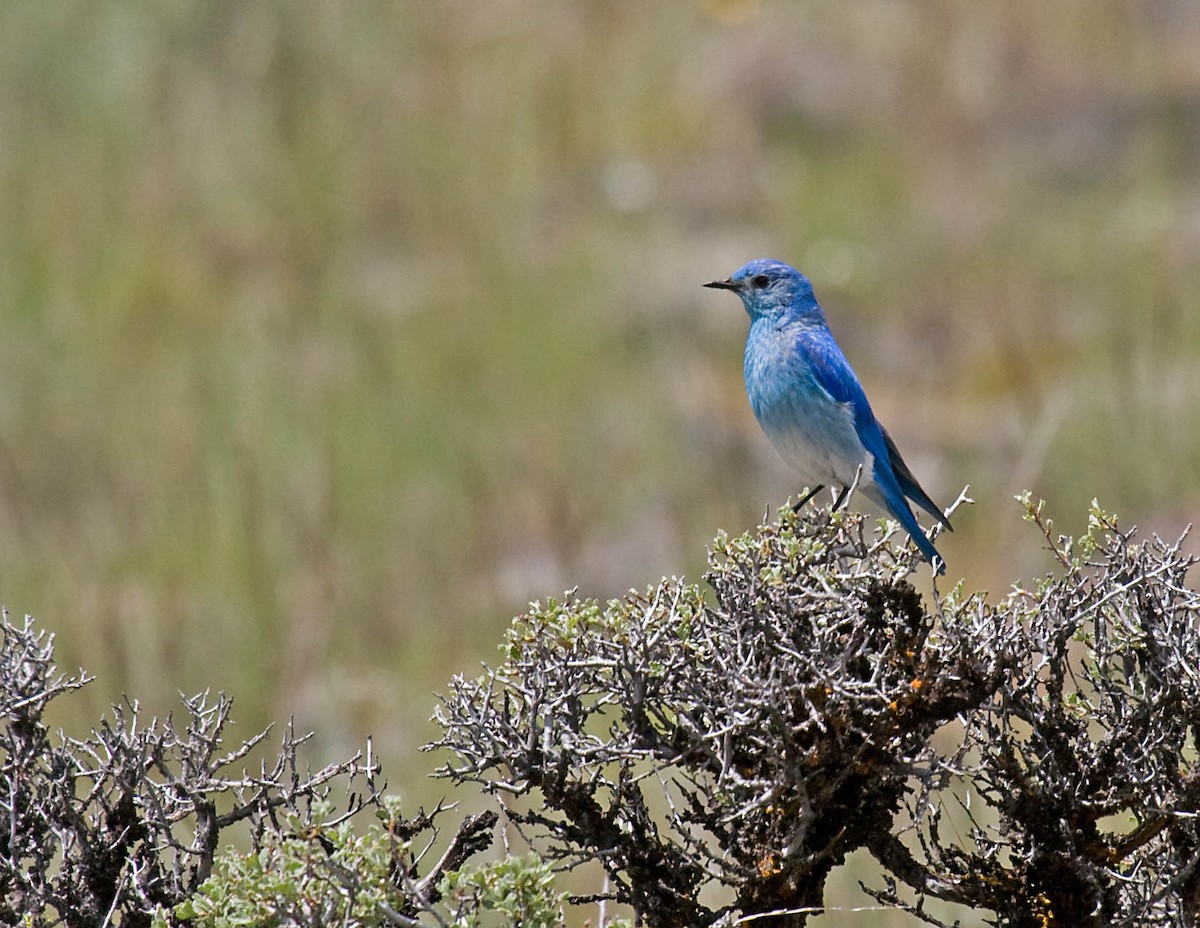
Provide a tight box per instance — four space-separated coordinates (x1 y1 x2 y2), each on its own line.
704 259 820 322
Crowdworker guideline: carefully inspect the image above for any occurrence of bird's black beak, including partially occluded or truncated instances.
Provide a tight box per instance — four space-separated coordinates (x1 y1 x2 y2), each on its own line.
703 278 740 290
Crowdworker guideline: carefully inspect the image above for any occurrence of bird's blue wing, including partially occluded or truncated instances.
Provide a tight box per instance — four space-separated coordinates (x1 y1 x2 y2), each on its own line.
798 328 947 571
794 328 890 465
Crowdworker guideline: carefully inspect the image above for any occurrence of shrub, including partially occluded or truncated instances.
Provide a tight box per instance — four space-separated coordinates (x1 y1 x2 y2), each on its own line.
432 498 1200 927
0 617 502 927
6 496 1199 927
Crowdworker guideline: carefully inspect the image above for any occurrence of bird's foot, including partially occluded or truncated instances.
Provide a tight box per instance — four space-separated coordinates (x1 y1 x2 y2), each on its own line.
791 484 826 512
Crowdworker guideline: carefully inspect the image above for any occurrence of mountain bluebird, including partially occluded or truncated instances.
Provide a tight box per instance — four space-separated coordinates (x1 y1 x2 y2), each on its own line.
705 258 952 572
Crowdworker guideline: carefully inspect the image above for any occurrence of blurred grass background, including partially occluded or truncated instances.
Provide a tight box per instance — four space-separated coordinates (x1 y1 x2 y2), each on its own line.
2 1 1200 921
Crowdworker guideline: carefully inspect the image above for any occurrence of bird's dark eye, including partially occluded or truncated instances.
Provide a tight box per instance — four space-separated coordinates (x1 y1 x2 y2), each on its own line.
752 274 770 289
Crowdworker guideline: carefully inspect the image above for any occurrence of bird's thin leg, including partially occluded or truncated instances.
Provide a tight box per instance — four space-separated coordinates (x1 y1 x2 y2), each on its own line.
792 484 826 512
831 485 850 511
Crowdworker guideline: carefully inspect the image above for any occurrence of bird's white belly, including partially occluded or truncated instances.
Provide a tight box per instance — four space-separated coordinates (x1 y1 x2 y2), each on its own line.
761 410 875 493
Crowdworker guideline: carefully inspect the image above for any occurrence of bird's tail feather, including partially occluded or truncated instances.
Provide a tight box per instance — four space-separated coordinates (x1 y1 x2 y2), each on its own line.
871 474 946 575
880 426 953 531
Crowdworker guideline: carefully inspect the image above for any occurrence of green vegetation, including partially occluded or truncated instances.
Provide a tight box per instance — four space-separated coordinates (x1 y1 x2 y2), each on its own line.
1 1 1199 814
174 804 575 928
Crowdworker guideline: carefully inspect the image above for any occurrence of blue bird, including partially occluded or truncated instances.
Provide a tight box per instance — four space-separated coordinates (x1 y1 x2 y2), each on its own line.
705 259 952 573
